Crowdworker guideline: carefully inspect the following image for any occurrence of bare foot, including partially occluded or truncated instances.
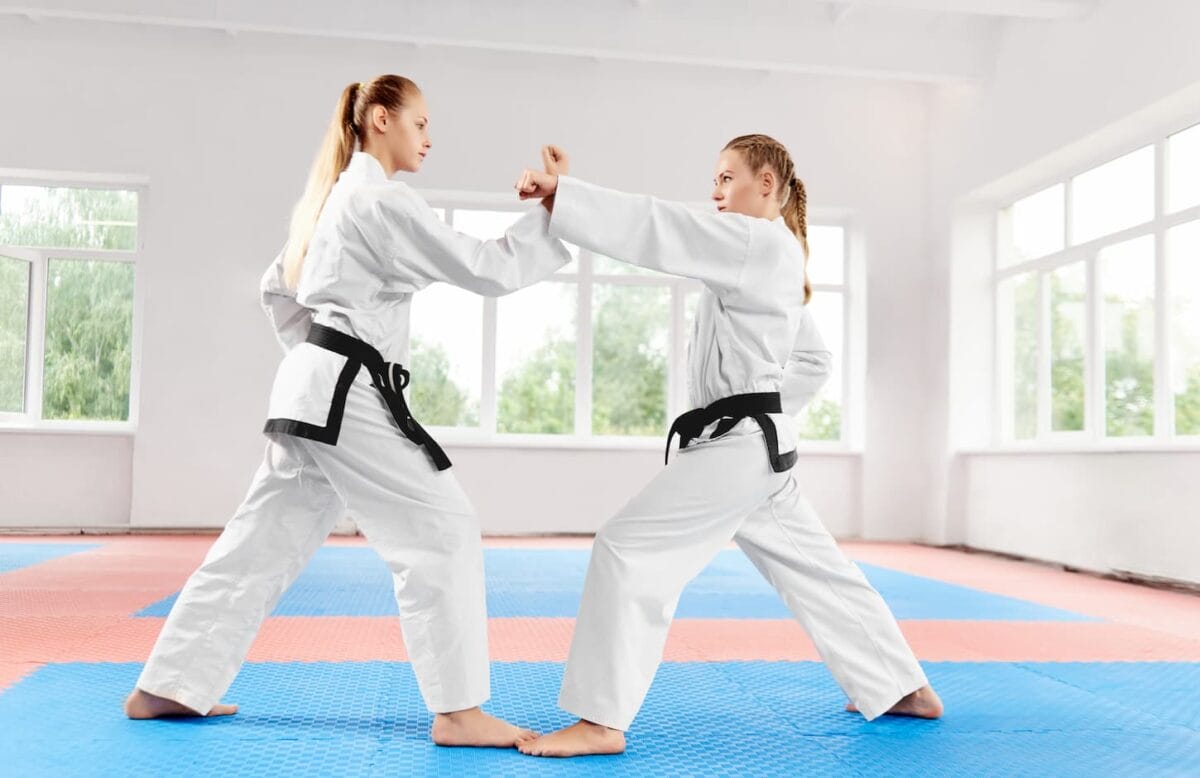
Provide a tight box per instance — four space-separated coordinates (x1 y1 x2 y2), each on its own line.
124 689 238 719
846 685 943 720
517 719 626 758
430 707 537 748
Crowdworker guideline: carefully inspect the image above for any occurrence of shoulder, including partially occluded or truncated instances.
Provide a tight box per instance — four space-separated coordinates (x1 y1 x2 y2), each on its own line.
344 180 431 225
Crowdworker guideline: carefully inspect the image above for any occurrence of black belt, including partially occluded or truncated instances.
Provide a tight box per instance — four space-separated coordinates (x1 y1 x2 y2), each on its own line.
665 391 797 473
306 323 452 472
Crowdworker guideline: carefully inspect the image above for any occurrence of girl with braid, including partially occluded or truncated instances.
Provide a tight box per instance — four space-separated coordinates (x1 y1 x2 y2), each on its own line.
512 136 941 758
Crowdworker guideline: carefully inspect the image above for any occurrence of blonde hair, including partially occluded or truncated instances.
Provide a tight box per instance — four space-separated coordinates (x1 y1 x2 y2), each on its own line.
283 75 419 289
722 134 811 303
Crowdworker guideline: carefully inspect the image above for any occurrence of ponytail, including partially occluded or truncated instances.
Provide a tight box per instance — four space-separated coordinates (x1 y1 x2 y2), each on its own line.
283 82 360 290
781 176 811 304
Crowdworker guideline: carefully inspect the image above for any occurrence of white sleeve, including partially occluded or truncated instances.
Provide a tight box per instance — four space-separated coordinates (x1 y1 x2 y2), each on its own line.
548 175 750 294
259 248 314 353
781 310 833 416
352 185 572 297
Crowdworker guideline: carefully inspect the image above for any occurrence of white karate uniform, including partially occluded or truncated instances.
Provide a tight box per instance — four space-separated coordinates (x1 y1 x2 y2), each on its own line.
547 176 927 730
135 152 571 715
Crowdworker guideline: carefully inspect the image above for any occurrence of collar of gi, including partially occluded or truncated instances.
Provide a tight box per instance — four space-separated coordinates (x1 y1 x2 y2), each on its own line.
346 151 390 183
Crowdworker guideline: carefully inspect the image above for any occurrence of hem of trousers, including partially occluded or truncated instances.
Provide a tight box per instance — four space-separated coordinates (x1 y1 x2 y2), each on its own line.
426 688 492 715
852 669 930 722
557 689 631 732
136 676 219 717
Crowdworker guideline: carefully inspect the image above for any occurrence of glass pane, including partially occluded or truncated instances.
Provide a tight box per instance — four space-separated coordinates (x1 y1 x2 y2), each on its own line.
1001 184 1065 266
42 259 134 421
1070 146 1154 245
806 224 844 285
1049 262 1086 432
1100 235 1155 437
796 293 843 441
592 285 669 436
0 255 30 412
496 282 576 434
0 186 137 250
1167 123 1200 214
407 284 481 428
451 208 524 239
999 272 1039 440
593 253 663 277
1168 220 1200 435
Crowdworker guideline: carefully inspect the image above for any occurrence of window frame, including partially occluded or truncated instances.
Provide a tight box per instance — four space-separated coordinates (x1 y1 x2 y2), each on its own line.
993 126 1200 450
0 171 146 435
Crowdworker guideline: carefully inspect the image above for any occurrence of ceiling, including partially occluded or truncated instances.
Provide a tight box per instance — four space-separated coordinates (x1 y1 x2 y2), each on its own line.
0 0 1098 84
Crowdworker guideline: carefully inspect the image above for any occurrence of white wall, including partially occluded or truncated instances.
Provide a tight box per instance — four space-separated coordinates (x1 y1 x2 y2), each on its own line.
929 0 1200 582
0 17 927 537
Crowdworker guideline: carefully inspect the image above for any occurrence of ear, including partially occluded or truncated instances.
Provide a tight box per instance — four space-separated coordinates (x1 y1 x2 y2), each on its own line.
369 104 389 134
759 168 776 198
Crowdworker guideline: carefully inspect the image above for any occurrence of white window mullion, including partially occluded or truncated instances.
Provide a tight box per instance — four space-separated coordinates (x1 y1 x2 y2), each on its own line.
26 250 47 422
126 191 148 427
1153 139 1172 439
1088 254 1105 440
480 295 498 435
668 280 686 419
574 251 593 436
1036 271 1051 438
840 287 851 444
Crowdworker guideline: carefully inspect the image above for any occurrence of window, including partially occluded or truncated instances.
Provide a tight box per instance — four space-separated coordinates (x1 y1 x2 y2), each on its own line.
994 122 1200 445
796 225 848 441
1049 262 1086 432
1168 220 1200 435
1167 123 1200 214
409 204 853 445
1070 146 1154 245
0 181 140 428
998 184 1065 267
1100 236 1156 437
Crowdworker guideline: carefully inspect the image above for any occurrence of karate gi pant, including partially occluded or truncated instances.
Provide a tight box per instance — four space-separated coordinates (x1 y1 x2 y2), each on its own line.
558 429 928 730
135 374 490 715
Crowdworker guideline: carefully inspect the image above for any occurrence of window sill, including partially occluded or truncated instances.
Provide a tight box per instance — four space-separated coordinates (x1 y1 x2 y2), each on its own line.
0 421 136 436
958 441 1200 455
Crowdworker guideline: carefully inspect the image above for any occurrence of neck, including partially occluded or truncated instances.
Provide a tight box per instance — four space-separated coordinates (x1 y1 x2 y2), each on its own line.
361 139 399 178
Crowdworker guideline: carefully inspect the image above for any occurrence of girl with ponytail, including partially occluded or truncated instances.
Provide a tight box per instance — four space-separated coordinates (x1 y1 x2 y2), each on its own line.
513 138 941 758
126 76 571 749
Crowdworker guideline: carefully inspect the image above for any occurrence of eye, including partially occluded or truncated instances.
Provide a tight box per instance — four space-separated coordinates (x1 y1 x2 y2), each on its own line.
722 175 732 183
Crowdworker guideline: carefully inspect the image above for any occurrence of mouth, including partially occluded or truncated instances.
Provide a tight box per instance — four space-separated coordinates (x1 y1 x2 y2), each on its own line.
716 205 726 212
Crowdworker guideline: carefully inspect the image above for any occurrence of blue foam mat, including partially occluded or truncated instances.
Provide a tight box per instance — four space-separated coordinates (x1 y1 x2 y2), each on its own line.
2 661 1197 777
0 542 98 574
137 547 1093 622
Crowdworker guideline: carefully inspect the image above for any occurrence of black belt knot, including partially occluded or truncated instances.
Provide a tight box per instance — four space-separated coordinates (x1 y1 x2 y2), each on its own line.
306 323 452 471
664 391 796 473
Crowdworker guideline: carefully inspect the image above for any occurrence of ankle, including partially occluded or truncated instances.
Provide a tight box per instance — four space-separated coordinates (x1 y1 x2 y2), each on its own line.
437 706 480 722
